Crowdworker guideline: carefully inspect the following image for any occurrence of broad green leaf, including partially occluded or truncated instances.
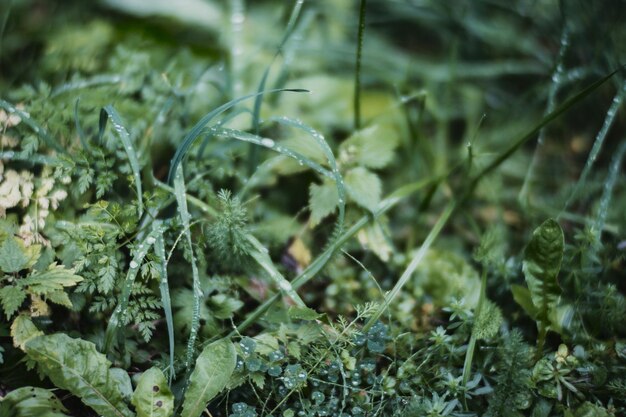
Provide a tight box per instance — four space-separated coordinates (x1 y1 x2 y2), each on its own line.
131 367 174 417
340 124 398 169
0 286 26 318
0 237 29 273
309 180 339 226
345 167 382 212
181 338 236 417
11 315 43 350
24 334 135 417
522 219 564 322
0 386 69 417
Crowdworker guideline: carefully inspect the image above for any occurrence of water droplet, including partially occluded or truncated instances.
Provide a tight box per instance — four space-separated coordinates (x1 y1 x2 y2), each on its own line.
129 260 139 269
261 138 275 148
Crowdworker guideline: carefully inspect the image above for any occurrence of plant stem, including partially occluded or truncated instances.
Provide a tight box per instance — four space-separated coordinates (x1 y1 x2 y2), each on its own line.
354 0 367 130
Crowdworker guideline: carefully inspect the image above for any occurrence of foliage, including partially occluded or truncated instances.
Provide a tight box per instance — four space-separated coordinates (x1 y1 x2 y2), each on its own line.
1 0 626 416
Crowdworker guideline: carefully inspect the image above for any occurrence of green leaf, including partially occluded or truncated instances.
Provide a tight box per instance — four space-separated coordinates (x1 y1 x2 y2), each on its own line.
22 263 84 295
131 367 174 417
0 237 29 273
0 286 27 318
181 338 237 417
309 180 339 226
288 306 321 321
474 300 503 340
511 284 538 320
24 334 135 417
340 124 398 169
10 315 43 350
0 386 70 417
345 167 381 212
522 219 564 323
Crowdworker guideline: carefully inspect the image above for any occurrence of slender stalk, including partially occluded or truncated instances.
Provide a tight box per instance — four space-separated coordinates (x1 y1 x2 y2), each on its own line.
354 0 367 130
462 268 487 409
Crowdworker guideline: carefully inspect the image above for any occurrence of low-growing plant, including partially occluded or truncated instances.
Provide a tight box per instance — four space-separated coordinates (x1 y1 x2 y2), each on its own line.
1 1 625 417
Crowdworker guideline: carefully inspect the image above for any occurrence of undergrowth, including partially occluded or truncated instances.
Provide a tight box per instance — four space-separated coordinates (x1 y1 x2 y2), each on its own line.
1 1 625 416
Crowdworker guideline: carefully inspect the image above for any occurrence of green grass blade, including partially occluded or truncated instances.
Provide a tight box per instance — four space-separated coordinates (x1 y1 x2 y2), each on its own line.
154 224 175 385
51 74 123 97
268 116 346 231
103 221 165 353
363 200 457 331
248 0 305 173
246 235 306 307
211 127 333 179
562 81 626 212
354 0 368 129
167 88 308 184
173 165 202 371
226 176 439 338
0 99 64 153
469 69 619 191
100 105 144 217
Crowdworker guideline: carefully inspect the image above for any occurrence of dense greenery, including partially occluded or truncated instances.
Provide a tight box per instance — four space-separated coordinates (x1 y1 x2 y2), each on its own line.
1 0 625 416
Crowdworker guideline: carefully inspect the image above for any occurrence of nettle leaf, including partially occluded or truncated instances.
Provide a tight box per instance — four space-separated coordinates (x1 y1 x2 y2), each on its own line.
340 124 398 169
309 180 339 226
345 167 382 212
522 219 564 322
0 386 70 417
131 367 174 417
22 263 84 296
0 286 27 318
11 315 43 350
0 237 29 273
24 334 135 417
181 338 237 417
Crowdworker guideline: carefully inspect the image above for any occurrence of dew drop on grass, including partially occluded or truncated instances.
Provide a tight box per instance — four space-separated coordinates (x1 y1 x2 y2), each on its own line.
261 138 275 148
129 260 138 269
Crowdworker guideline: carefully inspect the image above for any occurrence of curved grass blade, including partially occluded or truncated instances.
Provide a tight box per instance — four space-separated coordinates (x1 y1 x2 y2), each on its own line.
562 81 626 212
154 225 175 384
268 116 346 231
211 127 333 178
246 234 305 307
100 105 144 217
248 0 305 173
468 68 620 191
592 139 626 245
173 165 202 371
0 99 64 153
51 74 123 97
167 88 308 184
103 221 164 353
519 28 569 203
